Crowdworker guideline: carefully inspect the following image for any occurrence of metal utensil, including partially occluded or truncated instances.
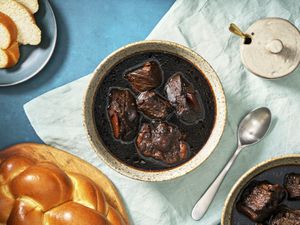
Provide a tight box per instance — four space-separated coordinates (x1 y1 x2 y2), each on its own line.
191 107 272 221
229 23 252 44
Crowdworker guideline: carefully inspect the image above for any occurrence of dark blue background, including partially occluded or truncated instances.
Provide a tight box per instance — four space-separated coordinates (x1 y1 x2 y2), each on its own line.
0 0 175 149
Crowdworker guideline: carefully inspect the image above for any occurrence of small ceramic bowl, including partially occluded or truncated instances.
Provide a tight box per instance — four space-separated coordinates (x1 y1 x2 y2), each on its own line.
222 154 300 225
0 0 57 86
83 40 226 182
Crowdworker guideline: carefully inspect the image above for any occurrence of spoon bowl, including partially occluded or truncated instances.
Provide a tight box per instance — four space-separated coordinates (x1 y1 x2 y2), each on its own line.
238 107 272 146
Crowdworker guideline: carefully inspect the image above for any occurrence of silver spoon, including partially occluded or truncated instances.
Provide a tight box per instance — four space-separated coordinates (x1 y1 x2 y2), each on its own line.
191 107 272 221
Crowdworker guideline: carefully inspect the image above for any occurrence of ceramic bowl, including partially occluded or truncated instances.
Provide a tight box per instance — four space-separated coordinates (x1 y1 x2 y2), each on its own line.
222 154 300 225
0 0 57 86
83 40 226 181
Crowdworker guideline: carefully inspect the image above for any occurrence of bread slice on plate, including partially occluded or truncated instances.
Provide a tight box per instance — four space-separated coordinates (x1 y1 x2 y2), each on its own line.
0 0 41 45
0 12 18 49
14 0 39 14
0 42 20 68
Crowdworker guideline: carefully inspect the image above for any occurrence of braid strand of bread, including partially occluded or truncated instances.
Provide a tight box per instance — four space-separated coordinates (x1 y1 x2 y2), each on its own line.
0 144 127 225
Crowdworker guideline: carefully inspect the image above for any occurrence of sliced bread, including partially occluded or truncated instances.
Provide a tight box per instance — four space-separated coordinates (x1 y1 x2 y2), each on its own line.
14 0 39 14
0 41 20 68
0 12 18 49
0 0 41 45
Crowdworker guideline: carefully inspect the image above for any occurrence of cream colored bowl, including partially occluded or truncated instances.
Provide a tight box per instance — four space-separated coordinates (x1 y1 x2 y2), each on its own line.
222 154 300 225
83 40 226 181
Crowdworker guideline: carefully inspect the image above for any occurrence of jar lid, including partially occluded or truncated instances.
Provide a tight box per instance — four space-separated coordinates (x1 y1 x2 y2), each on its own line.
240 18 300 79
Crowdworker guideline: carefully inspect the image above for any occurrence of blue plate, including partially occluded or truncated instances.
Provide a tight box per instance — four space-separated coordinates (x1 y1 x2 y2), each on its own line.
0 0 57 86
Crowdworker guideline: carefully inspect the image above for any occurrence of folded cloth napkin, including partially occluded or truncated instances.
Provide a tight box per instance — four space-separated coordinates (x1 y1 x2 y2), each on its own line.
24 0 300 224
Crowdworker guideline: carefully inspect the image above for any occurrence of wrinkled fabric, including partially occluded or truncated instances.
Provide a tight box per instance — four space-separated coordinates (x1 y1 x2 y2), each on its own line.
24 0 300 224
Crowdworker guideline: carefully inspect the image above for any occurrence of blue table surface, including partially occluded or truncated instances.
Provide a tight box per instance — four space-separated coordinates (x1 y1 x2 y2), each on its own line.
0 0 175 149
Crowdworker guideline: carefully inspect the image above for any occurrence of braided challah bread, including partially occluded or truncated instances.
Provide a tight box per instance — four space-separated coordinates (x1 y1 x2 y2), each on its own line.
0 143 129 225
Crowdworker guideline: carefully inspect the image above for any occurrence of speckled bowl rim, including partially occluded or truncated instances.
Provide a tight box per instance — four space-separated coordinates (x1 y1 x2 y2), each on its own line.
83 40 227 182
222 154 300 225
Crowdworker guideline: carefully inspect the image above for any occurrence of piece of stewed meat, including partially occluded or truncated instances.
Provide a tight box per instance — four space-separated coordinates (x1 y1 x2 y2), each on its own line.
136 91 173 120
124 60 163 92
236 180 285 222
269 207 300 225
136 122 189 165
107 88 140 142
165 72 205 124
284 173 300 200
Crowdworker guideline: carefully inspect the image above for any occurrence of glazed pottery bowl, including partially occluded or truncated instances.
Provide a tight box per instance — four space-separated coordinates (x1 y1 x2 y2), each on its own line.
222 154 300 225
83 40 226 181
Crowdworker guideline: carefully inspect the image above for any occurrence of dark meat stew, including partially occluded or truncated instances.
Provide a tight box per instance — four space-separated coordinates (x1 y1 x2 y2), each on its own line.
284 173 300 200
237 181 285 222
233 167 300 225
124 60 163 92
107 88 140 142
94 52 216 170
136 91 173 120
136 122 189 165
269 207 300 225
165 72 205 124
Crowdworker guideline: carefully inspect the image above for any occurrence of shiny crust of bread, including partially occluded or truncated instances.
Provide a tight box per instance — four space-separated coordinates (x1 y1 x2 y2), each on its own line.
10 162 74 211
107 205 129 225
14 0 39 14
0 12 18 49
0 143 128 225
0 41 20 69
7 198 44 225
44 202 108 225
0 0 41 45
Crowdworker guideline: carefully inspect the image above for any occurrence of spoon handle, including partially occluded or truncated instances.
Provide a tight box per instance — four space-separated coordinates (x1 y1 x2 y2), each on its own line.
229 23 246 39
191 145 243 221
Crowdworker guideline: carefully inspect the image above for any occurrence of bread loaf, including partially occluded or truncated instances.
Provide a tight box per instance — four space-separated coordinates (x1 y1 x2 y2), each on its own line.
0 144 128 225
14 0 39 14
0 11 20 68
0 12 17 49
0 41 20 68
0 0 41 45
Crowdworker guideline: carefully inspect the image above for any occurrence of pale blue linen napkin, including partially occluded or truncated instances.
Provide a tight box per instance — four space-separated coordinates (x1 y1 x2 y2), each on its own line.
24 0 300 224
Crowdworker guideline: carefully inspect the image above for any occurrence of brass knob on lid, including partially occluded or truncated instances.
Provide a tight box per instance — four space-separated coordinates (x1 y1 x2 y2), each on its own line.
229 23 252 44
